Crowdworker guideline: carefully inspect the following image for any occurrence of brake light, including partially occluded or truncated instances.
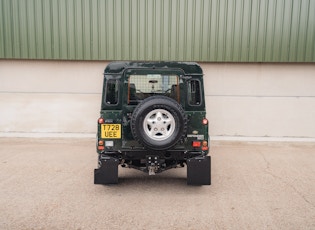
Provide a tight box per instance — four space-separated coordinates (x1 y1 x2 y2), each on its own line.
192 141 201 148
98 118 105 124
202 118 208 125
97 146 105 150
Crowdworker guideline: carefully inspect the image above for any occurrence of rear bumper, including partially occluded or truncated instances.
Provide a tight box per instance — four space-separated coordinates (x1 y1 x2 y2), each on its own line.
98 149 207 161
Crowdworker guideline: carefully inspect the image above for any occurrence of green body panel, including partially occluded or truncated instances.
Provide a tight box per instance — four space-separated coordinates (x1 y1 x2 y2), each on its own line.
97 110 123 149
97 62 209 155
98 110 209 154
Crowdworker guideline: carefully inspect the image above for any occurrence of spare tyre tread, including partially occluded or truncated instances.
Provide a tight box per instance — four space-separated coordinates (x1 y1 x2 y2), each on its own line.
131 95 187 150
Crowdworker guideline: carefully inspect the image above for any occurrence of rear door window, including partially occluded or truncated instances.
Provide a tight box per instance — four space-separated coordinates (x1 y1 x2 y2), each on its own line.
128 74 180 104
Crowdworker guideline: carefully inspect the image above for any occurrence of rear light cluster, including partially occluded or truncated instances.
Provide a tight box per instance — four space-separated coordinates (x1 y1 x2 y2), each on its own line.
98 140 105 151
98 118 105 150
191 118 209 151
192 140 208 151
97 140 114 151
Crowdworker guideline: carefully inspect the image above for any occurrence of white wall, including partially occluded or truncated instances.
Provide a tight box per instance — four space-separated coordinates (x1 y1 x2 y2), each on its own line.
1 60 315 140
203 63 315 139
0 60 104 137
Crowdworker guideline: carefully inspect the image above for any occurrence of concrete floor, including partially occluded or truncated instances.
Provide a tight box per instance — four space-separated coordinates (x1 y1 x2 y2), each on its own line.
0 138 314 229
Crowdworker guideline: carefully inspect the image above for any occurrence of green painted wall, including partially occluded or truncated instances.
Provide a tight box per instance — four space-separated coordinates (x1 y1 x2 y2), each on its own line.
0 0 314 62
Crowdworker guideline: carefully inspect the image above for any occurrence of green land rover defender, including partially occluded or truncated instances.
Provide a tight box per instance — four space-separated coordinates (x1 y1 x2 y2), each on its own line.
94 62 210 185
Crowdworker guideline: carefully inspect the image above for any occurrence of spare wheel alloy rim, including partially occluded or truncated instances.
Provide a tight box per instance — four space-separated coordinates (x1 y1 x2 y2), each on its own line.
143 109 176 141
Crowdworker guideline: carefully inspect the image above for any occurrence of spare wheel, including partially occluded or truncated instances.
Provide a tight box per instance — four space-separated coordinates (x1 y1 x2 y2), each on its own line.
131 96 187 150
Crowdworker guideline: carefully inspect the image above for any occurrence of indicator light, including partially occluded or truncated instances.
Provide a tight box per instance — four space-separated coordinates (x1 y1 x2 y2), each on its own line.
98 140 104 146
202 140 208 151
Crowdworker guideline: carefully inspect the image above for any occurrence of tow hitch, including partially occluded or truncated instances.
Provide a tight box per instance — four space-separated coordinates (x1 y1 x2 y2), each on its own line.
146 155 160 175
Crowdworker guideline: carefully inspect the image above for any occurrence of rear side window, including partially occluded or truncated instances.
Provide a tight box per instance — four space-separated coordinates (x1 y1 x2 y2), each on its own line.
187 80 201 105
105 79 119 105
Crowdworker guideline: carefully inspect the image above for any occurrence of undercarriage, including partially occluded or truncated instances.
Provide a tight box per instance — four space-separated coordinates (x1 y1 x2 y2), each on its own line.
94 151 211 185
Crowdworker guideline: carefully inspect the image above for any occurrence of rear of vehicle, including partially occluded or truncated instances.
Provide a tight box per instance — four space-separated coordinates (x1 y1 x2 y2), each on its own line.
94 62 210 185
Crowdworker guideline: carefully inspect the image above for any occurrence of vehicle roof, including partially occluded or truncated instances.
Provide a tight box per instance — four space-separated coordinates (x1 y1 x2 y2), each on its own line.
104 61 203 75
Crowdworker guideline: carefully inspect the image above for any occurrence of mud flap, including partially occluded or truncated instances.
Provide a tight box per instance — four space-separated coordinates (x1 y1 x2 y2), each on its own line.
94 157 119 184
187 156 211 185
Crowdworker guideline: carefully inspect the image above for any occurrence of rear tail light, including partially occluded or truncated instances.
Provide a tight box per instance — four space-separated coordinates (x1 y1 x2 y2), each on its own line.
97 146 105 151
98 118 105 124
202 118 208 125
192 141 201 148
192 140 208 150
97 140 105 151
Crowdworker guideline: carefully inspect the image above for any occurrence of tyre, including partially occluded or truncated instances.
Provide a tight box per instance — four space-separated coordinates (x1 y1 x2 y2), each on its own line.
131 95 187 150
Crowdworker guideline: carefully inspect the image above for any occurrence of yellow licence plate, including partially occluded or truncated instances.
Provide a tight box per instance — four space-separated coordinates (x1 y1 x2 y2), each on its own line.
101 124 121 139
